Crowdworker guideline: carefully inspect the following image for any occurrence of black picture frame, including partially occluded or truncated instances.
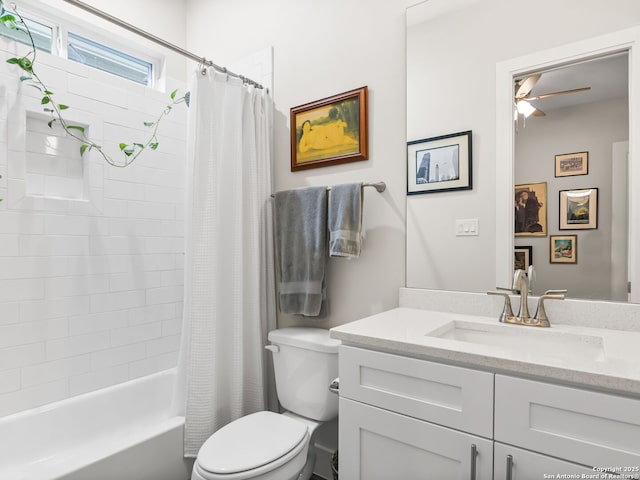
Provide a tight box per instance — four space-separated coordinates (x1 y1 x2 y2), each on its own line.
407 130 472 195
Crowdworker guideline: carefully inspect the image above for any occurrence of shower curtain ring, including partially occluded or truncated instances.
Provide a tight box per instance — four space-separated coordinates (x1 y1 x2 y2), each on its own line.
200 58 207 76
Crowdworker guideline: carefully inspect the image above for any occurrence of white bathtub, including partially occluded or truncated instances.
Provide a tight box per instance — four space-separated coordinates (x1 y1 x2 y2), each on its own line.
0 369 192 480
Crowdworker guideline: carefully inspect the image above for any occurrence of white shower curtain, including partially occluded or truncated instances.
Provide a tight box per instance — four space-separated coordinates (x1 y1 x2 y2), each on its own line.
173 69 277 457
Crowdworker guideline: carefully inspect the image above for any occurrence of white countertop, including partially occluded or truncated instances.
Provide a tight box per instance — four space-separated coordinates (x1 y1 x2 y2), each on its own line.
330 307 640 396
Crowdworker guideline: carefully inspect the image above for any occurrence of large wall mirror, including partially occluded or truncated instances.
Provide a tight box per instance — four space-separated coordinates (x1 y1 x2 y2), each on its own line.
406 0 640 303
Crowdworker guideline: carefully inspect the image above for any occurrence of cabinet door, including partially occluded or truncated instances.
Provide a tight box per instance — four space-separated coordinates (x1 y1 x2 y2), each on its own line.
339 345 494 438
339 397 493 480
495 375 640 468
494 442 595 479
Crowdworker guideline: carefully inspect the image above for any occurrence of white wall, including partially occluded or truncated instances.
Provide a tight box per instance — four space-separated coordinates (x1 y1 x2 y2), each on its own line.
185 0 413 328
515 98 628 300
406 0 640 293
0 2 187 416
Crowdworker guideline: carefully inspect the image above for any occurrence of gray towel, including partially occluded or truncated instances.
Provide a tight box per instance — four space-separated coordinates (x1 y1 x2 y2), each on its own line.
274 187 328 316
328 183 363 258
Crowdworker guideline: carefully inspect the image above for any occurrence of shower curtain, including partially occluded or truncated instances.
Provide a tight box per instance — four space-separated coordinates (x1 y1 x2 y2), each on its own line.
173 69 276 457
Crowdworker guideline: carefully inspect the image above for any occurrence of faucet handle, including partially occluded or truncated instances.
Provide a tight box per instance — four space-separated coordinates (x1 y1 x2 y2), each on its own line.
487 290 515 323
533 290 566 327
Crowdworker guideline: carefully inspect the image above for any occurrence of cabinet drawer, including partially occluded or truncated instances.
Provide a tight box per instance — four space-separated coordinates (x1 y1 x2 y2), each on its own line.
495 375 640 469
494 442 595 478
339 397 493 480
339 345 494 437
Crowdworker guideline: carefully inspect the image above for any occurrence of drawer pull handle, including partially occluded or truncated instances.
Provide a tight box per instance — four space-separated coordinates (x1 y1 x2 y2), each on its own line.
506 454 513 480
470 444 477 480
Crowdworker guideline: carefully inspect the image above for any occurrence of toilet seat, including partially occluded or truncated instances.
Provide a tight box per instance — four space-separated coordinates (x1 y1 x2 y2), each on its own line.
195 411 310 480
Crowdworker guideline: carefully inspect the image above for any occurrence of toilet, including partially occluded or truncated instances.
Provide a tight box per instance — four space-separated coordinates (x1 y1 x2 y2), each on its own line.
191 327 340 480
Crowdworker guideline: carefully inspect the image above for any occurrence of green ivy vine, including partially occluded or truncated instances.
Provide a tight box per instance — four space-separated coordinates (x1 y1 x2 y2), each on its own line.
0 0 186 170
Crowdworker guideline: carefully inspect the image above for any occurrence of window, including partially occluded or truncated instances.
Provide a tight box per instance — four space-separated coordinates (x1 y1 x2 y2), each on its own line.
67 33 153 86
0 16 52 53
0 9 158 87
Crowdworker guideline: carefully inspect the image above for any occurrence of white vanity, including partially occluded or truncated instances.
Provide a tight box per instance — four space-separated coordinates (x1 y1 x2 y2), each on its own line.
330 289 640 479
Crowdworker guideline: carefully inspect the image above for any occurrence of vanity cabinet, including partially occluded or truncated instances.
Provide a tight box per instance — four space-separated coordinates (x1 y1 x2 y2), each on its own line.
338 345 640 479
338 346 494 479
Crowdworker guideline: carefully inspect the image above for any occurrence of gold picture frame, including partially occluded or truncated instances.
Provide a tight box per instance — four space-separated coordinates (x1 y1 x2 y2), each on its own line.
515 182 547 236
290 86 368 171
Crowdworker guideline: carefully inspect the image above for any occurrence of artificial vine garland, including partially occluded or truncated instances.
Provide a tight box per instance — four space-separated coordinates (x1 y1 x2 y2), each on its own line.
0 0 186 169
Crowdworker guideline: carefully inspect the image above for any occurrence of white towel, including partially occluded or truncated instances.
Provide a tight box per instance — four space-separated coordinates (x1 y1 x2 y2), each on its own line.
328 182 363 258
273 187 327 316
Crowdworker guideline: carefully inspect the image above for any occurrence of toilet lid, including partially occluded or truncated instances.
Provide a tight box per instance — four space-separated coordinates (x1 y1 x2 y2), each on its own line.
198 411 308 475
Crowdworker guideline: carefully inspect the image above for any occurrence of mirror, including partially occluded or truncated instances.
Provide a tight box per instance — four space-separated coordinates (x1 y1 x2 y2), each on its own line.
513 54 629 301
406 0 640 303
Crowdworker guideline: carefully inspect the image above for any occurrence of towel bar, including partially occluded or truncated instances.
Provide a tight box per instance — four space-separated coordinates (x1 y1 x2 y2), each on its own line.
270 181 385 197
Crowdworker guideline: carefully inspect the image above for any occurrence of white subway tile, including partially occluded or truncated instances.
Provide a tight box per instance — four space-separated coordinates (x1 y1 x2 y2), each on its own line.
46 331 110 360
161 317 182 336
0 212 44 234
0 302 20 325
21 355 91 388
0 343 46 370
109 271 162 292
68 74 129 108
0 278 45 302
0 235 19 256
146 334 181 357
103 179 145 201
20 296 90 321
69 364 129 396
0 379 68 417
44 215 92 235
161 269 184 287
109 218 163 237
68 311 128 336
147 285 183 305
128 303 176 325
0 368 19 393
128 351 177 379
45 274 109 298
66 255 130 275
143 236 183 254
0 318 68 348
0 256 69 280
110 322 162 347
19 235 90 256
91 343 147 370
128 201 174 220
90 290 146 313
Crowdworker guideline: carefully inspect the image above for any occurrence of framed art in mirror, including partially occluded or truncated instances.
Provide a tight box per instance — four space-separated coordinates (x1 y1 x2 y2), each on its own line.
550 235 577 264
559 188 598 230
555 151 588 177
290 86 368 171
515 182 547 236
514 245 533 271
407 130 472 195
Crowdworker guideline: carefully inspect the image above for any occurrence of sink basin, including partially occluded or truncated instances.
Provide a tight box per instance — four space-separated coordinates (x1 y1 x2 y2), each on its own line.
428 320 606 362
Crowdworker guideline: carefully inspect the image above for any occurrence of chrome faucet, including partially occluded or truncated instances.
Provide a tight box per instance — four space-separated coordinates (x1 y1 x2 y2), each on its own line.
487 267 565 327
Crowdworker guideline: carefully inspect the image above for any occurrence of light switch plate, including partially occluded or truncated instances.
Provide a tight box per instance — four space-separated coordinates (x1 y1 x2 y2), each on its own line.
456 218 479 236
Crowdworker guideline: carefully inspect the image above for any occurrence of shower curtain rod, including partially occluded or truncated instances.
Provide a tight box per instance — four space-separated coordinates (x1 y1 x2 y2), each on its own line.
61 0 264 89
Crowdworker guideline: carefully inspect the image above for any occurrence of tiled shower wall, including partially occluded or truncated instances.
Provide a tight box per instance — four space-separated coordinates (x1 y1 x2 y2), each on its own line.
0 37 187 416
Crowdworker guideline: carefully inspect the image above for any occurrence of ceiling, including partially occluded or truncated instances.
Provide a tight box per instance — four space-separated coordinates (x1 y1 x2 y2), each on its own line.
516 53 629 113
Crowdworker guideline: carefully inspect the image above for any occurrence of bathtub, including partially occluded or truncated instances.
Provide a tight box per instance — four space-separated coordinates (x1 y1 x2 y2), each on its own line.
0 369 193 480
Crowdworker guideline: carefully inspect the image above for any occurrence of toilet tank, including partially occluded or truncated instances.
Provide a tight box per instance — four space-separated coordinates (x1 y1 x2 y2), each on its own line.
267 328 340 422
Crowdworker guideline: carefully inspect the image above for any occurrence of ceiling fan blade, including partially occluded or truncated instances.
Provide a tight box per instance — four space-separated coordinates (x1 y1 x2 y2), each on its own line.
515 73 541 98
531 107 546 117
525 86 591 102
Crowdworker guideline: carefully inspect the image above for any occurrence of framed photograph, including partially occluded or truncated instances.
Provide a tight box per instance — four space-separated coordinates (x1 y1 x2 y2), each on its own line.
515 182 547 236
559 188 598 230
514 246 533 271
555 151 588 177
407 130 472 195
290 86 368 171
550 235 578 264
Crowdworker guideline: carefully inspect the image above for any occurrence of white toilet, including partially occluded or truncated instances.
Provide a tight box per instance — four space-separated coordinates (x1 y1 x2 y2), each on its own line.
191 327 340 480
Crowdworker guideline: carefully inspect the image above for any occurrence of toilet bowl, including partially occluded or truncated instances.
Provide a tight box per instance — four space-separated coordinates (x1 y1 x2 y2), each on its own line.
191 328 340 480
191 411 319 480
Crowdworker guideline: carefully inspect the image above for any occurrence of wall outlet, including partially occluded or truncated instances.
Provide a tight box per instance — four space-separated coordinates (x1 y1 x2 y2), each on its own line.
456 218 479 236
